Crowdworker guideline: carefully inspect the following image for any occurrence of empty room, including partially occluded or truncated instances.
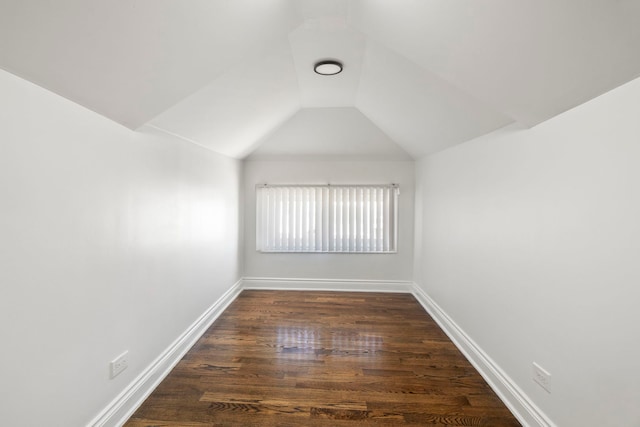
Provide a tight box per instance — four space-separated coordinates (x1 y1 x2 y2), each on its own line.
1 1 639 426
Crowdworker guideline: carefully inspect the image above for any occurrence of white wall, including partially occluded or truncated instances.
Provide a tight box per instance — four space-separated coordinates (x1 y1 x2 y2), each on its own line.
414 77 640 426
0 69 242 427
244 160 414 281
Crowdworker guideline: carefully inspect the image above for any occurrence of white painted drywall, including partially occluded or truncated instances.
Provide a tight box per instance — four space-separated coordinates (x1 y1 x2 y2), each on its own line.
414 77 640 426
0 69 242 426
244 160 414 281
247 107 412 161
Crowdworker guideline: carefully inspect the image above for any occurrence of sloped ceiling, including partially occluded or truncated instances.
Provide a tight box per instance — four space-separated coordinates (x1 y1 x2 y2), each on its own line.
1 0 640 159
247 107 412 161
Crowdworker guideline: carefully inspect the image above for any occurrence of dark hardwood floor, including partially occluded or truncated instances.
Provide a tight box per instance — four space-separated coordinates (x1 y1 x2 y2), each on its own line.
125 290 521 426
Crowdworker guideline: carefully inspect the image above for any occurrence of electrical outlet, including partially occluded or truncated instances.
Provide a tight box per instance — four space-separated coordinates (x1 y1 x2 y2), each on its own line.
532 362 551 393
110 351 128 379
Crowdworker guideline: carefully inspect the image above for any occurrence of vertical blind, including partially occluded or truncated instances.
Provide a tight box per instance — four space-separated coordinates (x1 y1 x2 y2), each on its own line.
256 184 399 253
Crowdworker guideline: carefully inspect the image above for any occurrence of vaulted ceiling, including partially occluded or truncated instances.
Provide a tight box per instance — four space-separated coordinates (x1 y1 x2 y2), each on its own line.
2 0 639 159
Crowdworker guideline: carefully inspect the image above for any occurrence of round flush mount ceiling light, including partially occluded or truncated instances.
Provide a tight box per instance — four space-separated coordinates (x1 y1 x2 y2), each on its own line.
314 60 343 75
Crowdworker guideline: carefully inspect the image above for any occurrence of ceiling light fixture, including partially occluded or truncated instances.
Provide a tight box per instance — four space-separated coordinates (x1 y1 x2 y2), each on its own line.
314 60 343 75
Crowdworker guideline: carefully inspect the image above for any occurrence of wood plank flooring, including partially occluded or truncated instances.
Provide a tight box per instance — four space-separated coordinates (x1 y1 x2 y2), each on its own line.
125 290 521 426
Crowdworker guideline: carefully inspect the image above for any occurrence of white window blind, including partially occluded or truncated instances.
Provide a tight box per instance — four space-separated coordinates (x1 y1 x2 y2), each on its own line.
256 184 399 253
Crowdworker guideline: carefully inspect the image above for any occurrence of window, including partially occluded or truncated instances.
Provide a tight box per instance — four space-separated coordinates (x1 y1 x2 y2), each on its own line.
256 184 399 253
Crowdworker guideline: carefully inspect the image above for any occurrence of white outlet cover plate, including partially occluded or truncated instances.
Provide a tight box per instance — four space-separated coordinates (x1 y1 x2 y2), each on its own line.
110 351 129 379
532 362 551 393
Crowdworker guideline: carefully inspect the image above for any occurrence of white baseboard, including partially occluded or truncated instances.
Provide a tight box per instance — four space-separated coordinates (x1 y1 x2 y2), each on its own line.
89 278 554 427
87 279 243 427
241 276 414 293
411 284 555 427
